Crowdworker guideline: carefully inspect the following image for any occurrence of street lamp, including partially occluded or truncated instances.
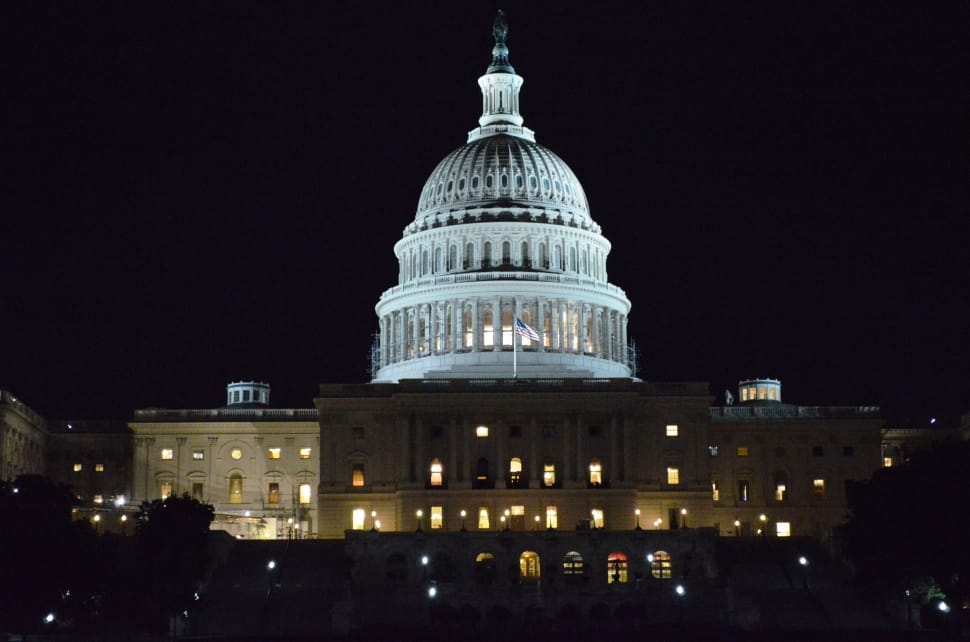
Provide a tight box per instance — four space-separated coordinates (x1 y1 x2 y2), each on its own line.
635 508 641 530
460 509 467 531
680 507 688 529
759 513 768 538
416 509 424 532
654 518 662 530
500 515 507 530
534 515 541 531
733 519 741 536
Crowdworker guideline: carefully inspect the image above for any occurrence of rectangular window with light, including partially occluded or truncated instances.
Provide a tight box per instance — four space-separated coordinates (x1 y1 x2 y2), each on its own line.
666 424 679 437
192 450 204 460
95 463 104 472
712 480 720 502
299 447 311 459
73 463 82 472
268 448 281 460
736 446 748 457
666 466 680 485
478 507 490 530
161 449 173 461
352 508 365 530
813 478 825 498
299 483 311 505
546 506 558 529
430 506 443 529
352 463 365 487
591 508 604 529
268 482 280 504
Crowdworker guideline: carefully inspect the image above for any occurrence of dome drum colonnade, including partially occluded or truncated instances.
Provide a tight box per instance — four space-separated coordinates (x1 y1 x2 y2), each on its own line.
373 12 633 382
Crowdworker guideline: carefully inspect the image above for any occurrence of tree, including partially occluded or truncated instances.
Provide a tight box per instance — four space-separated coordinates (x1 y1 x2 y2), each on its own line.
841 439 970 609
128 494 214 631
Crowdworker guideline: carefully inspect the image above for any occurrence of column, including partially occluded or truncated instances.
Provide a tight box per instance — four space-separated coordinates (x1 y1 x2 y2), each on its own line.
537 297 546 352
492 296 501 351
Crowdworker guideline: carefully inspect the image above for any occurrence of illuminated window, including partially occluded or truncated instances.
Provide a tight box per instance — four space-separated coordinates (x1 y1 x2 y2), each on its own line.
429 458 443 486
607 552 629 584
192 482 204 501
591 508 604 529
666 466 680 485
299 483 311 505
509 457 522 486
268 482 280 504
93 494 103 504
478 507 490 529
476 425 489 438
666 424 679 437
352 463 365 487
160 481 173 500
588 458 603 486
73 463 82 472
741 388 749 402
813 478 825 498
768 387 777 400
192 450 204 460
228 474 242 503
709 445 719 457
230 448 242 461
543 464 556 487
563 551 584 577
712 480 720 502
738 479 750 502
483 309 494 347
161 448 174 461
299 447 311 459
430 506 443 529
775 483 787 502
501 311 513 348
546 506 558 529
758 386 767 400
268 448 281 460
352 508 365 530
775 521 791 537
651 550 672 579
519 551 541 583
736 447 748 457
95 463 104 472
883 456 893 468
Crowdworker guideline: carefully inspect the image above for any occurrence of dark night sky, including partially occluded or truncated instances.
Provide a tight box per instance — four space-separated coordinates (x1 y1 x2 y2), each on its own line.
4 2 967 423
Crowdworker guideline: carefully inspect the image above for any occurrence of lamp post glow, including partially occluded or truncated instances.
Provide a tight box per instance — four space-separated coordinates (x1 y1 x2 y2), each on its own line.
654 518 662 530
733 519 741 536
680 507 687 528
635 508 641 530
416 509 424 531
534 515 541 531
460 509 467 531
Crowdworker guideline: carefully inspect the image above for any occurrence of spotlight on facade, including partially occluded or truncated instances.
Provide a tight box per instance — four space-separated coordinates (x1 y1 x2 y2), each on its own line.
675 584 686 596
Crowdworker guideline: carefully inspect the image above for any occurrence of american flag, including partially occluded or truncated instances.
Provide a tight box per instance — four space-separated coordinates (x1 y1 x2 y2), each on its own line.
514 317 539 341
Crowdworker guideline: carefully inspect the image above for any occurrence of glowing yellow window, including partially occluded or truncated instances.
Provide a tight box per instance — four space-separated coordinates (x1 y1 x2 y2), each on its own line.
666 466 680 485
268 482 280 504
73 463 82 472
268 448 281 460
712 481 720 502
607 552 629 584
476 425 489 438
588 459 602 486
299 447 311 459
775 483 787 502
160 481 173 500
95 463 104 472
430 506 443 529
650 551 672 579
666 424 679 437
478 507 490 529
192 450 204 460
813 478 825 498
161 448 174 461
591 508 604 529
299 483 311 505
93 494 103 504
883 456 893 467
543 464 556 487
352 463 365 487
736 446 749 457
775 521 791 537
352 508 365 530
509 457 522 485
546 506 558 529
429 458 443 486
228 474 242 503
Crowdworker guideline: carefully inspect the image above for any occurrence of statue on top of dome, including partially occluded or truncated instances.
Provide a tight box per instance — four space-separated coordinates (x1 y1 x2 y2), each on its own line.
492 10 509 46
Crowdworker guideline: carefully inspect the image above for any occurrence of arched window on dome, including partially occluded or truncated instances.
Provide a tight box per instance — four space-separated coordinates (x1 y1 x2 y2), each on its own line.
502 241 511 265
520 241 530 267
464 242 474 270
554 179 562 194
580 250 587 275
471 175 480 190
539 242 548 269
483 309 494 348
568 247 577 272
483 241 492 268
458 177 466 192
485 174 494 189
463 307 473 349
448 245 457 272
435 247 443 274
515 174 523 189
421 249 429 276
446 179 453 193
500 174 508 189
529 175 538 191
542 177 550 192
553 245 562 271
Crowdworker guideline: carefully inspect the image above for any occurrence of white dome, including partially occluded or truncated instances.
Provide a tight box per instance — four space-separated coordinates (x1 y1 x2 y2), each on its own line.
412 135 595 233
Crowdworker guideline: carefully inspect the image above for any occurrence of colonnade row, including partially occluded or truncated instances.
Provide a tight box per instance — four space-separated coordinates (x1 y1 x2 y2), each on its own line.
398 233 609 284
377 296 628 369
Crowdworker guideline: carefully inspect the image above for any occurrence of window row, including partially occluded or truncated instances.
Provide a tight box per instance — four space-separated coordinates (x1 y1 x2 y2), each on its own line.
73 463 105 472
354 505 611 532
398 458 656 489
382 549 674 585
159 447 312 461
157 478 313 505
727 445 855 458
713 477 827 502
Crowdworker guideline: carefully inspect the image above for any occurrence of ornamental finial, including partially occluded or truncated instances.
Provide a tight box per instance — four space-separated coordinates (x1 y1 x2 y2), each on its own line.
487 10 514 73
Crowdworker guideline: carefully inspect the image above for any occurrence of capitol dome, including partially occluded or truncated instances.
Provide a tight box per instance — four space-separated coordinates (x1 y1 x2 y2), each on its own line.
372 12 634 383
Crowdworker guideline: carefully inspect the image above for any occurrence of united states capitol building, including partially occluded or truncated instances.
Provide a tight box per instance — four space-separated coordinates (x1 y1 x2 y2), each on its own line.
2 12 962 634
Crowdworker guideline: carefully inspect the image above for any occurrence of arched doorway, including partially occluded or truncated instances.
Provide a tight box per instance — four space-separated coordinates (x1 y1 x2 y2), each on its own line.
519 551 541 584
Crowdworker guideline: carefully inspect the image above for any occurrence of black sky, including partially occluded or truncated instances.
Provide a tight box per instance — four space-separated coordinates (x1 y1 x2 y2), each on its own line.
4 1 967 423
